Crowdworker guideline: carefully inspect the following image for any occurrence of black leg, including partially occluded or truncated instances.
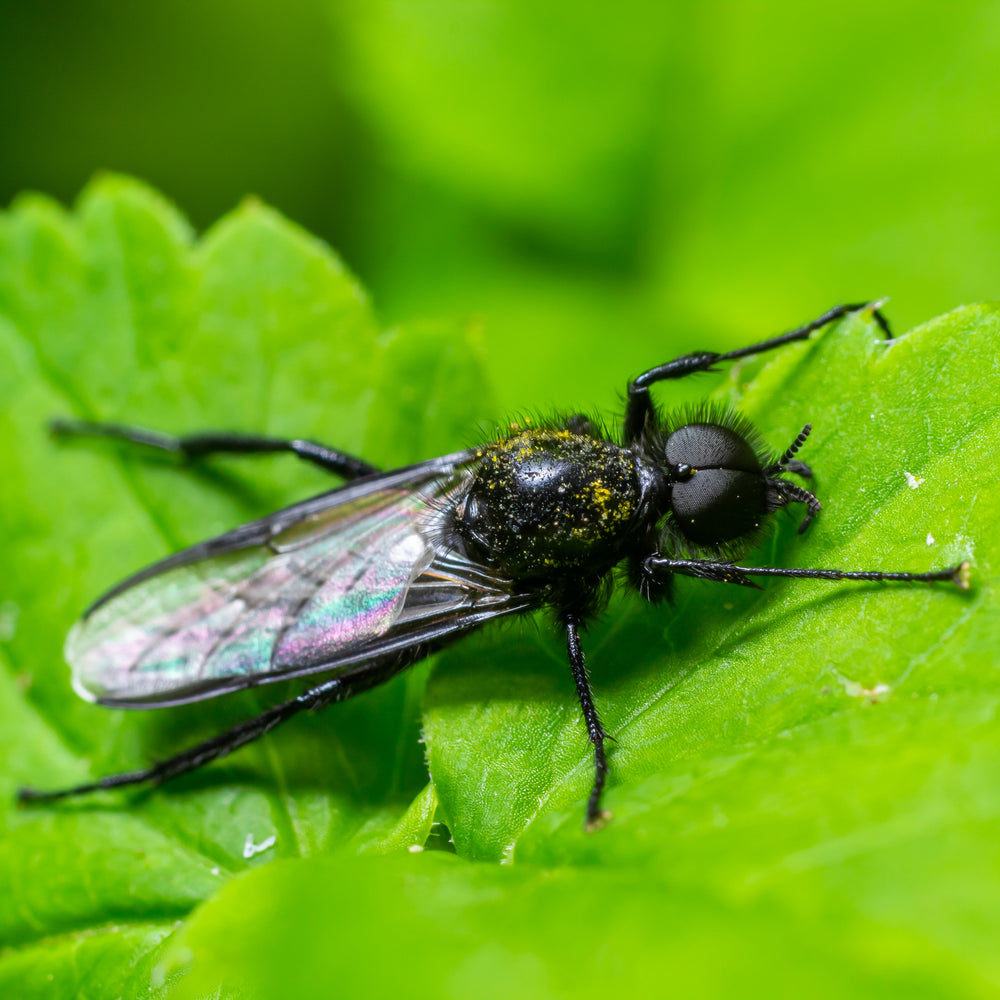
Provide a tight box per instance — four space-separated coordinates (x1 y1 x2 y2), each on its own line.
18 676 351 803
50 418 379 480
624 301 891 443
643 555 971 591
564 612 612 832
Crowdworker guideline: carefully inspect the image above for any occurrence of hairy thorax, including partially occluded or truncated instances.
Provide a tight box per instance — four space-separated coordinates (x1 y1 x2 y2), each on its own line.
455 428 643 579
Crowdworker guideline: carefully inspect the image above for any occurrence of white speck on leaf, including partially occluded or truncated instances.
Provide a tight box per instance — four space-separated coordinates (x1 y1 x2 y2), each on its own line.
927 532 935 545
408 844 424 854
836 672 891 702
903 470 925 489
243 833 277 859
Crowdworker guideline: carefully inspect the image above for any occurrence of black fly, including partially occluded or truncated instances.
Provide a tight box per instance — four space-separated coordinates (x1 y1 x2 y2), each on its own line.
19 302 970 830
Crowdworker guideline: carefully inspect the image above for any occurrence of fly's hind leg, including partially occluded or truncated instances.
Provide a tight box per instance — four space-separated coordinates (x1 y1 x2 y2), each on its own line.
18 674 359 803
49 418 379 479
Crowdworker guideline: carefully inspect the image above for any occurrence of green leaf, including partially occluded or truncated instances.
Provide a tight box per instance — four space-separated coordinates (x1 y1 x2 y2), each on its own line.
0 177 491 993
416 306 1000 992
162 850 994 1000
428 306 1000 866
2 178 998 997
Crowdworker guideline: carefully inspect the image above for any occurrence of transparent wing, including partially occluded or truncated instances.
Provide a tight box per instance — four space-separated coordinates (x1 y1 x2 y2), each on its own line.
68 451 537 707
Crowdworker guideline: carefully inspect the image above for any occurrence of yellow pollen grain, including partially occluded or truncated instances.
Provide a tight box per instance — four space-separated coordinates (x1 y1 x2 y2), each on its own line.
591 484 612 507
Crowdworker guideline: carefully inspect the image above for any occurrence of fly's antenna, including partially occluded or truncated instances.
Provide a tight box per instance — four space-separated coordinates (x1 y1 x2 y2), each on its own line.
774 480 822 534
767 423 812 475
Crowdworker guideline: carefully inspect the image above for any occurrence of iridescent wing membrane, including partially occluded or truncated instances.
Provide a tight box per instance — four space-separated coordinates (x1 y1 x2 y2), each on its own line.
69 451 538 707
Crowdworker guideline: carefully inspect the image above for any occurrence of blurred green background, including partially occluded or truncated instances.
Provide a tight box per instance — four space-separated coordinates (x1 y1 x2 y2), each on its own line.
3 0 999 413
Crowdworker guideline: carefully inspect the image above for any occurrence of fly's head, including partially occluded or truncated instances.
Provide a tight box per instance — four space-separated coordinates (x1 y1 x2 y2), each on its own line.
656 410 821 555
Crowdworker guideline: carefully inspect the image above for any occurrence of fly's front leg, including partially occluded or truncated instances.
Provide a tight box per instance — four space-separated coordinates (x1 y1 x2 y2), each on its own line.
564 612 612 832
643 555 971 591
49 419 379 479
623 301 891 443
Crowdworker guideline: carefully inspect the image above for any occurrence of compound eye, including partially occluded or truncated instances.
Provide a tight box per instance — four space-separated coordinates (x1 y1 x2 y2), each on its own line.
671 468 766 545
665 423 761 472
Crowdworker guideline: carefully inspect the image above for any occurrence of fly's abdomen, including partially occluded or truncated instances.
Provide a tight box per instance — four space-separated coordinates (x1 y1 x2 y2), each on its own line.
456 429 641 578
